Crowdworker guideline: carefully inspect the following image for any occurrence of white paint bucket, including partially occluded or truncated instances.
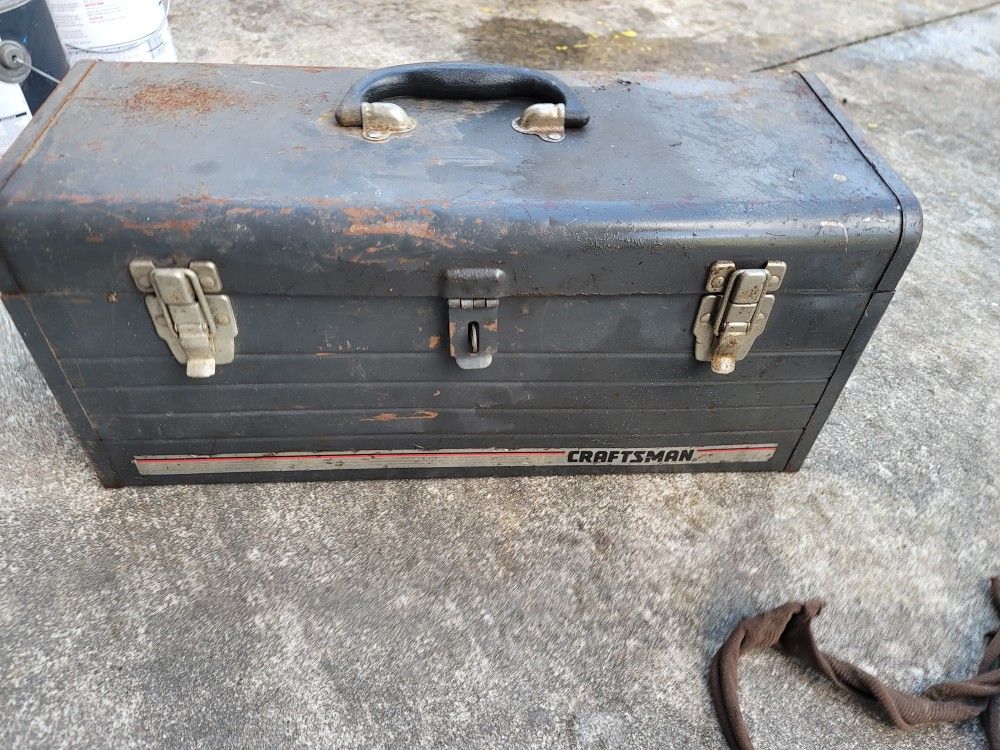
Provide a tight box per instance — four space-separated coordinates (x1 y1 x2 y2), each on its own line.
0 80 30 153
0 0 68 154
46 0 177 64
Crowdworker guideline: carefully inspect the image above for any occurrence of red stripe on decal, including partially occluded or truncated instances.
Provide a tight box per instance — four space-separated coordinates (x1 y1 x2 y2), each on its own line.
135 450 568 465
696 446 776 453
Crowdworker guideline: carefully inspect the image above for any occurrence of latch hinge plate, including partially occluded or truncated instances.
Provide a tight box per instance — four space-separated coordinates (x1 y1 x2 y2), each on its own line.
693 260 786 375
443 268 509 370
129 259 238 378
448 297 499 369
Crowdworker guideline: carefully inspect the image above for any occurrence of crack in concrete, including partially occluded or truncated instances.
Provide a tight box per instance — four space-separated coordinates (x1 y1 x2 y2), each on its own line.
753 0 1000 70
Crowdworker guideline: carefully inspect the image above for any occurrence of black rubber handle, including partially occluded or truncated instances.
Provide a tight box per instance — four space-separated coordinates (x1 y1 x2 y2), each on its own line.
335 61 590 129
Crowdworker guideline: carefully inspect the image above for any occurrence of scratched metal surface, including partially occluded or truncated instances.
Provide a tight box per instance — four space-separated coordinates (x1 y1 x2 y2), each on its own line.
10 283 869 483
0 63 901 297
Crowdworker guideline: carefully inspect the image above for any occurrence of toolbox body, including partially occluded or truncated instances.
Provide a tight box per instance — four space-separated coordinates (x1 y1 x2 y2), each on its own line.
0 61 921 487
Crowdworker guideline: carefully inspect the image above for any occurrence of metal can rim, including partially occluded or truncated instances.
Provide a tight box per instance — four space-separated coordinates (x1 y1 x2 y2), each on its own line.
0 0 34 14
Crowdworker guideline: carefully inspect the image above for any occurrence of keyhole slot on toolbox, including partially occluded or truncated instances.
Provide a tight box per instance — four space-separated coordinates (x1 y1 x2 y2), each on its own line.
468 322 480 354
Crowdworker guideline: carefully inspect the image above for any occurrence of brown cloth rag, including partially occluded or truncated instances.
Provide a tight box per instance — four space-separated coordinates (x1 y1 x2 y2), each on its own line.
709 578 1000 749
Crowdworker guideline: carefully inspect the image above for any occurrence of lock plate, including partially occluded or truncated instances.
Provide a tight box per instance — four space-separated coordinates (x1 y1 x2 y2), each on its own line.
693 261 786 374
448 298 499 369
130 259 238 378
443 268 509 370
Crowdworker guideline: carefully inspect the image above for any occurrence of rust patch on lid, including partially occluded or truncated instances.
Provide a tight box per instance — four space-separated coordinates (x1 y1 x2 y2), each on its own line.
118 217 201 237
121 83 242 116
341 207 458 249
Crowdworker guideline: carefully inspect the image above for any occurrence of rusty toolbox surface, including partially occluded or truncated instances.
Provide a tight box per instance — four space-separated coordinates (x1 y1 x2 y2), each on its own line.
0 61 921 487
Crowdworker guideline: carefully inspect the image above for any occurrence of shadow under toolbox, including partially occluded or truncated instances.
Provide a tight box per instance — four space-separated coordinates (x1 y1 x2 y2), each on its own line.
0 61 921 488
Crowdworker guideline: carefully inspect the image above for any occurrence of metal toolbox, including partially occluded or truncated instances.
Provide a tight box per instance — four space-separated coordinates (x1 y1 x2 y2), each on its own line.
0 61 921 487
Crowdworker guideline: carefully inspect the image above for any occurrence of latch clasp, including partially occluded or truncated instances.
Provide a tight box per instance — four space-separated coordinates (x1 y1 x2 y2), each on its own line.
129 259 238 378
443 268 509 370
693 260 786 375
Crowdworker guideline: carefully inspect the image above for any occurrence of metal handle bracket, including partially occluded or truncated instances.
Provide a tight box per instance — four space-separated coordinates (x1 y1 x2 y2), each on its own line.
336 61 588 142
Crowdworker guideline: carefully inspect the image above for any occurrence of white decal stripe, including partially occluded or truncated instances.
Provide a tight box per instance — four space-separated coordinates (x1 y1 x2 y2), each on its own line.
134 445 778 475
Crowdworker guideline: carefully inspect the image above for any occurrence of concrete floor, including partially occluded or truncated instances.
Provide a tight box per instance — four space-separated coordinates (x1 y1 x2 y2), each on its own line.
1 1 998 748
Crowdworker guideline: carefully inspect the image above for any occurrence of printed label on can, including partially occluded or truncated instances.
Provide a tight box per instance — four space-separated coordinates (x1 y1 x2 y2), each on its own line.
48 0 177 63
0 82 31 156
134 444 779 475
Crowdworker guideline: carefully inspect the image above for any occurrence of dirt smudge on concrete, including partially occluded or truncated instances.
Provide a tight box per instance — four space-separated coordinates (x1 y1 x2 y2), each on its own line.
464 16 734 72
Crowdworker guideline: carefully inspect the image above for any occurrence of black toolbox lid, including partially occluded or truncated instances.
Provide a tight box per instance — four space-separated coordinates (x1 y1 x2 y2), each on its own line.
0 61 917 297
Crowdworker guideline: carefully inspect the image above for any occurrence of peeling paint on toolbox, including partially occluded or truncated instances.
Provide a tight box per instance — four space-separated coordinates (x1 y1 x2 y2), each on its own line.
134 444 779 475
0 61 921 486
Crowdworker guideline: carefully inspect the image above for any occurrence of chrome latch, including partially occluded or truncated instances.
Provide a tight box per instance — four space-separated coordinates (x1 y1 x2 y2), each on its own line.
693 260 786 375
443 268 509 370
129 259 237 378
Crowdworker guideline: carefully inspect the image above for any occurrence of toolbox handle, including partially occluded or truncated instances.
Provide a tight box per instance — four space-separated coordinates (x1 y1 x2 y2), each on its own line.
335 61 590 133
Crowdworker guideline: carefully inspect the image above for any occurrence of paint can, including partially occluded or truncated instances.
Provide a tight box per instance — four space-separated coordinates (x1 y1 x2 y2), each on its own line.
0 0 68 154
46 0 176 65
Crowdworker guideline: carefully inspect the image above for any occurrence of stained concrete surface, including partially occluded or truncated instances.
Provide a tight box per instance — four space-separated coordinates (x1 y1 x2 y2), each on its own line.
1 1 998 748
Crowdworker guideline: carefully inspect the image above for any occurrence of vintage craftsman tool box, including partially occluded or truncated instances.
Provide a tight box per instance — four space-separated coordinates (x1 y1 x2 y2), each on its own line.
0 61 921 487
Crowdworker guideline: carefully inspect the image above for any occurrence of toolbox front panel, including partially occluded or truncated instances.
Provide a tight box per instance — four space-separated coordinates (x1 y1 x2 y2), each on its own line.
30 292 870 360
13 288 862 484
